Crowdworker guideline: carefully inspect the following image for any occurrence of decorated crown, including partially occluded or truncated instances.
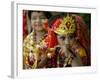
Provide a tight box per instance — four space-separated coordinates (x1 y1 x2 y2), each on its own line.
54 15 76 35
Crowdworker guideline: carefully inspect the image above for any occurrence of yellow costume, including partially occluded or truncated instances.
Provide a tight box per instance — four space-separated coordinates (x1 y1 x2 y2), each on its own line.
23 31 39 69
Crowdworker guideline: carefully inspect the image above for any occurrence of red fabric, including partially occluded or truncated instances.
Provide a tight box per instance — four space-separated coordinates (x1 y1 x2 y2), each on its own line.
75 15 90 65
43 21 58 48
23 10 28 40
51 18 62 31
44 29 58 48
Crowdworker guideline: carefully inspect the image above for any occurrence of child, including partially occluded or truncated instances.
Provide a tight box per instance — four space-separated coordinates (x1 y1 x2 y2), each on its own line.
23 11 51 69
52 14 90 67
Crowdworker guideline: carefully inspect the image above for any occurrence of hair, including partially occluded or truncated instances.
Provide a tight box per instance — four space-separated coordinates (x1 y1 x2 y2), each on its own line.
28 10 52 20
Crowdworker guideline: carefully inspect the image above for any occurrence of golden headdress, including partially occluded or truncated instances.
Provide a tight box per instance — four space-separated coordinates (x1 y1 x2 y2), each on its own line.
54 15 76 35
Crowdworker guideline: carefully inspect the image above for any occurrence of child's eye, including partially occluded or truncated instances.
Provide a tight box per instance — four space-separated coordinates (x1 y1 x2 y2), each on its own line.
31 17 36 20
60 36 65 40
40 16 46 19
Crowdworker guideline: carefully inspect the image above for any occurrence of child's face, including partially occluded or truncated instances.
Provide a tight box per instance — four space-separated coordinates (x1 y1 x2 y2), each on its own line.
31 12 48 32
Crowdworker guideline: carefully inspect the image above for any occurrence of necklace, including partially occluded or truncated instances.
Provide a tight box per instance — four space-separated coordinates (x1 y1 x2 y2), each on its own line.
33 31 47 45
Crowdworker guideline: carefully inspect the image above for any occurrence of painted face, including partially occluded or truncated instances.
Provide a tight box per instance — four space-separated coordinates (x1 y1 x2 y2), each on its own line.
31 12 48 31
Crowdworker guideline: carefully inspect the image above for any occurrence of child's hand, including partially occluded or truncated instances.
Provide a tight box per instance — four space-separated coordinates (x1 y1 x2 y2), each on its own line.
59 46 66 56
